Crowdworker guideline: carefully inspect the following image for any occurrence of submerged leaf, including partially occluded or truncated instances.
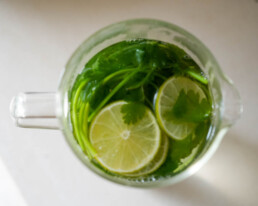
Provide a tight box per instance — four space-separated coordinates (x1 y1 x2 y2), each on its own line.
121 102 146 125
165 89 211 123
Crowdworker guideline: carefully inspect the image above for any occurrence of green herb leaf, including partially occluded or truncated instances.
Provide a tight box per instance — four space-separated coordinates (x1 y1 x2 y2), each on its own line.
121 102 146 125
165 89 211 123
123 87 145 102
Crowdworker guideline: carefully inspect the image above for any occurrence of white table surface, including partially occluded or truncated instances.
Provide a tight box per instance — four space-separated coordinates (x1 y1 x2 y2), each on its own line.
1 0 257 205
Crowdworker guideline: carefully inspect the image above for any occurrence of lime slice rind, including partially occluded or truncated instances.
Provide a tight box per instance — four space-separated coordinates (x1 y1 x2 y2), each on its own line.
124 134 169 177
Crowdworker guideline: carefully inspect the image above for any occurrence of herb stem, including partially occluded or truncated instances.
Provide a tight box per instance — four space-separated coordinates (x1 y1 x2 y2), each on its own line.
187 70 208 84
154 72 167 80
71 79 88 150
88 70 137 122
80 103 96 159
103 68 135 84
150 82 158 90
128 71 153 90
79 104 85 130
145 98 153 109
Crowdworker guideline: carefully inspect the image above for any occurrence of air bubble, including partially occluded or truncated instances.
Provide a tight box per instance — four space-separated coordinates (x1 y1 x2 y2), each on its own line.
183 55 191 60
151 177 156 181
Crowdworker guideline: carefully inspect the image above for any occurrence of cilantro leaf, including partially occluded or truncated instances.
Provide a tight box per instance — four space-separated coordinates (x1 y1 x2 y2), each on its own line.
123 87 145 102
121 102 146 125
165 89 211 123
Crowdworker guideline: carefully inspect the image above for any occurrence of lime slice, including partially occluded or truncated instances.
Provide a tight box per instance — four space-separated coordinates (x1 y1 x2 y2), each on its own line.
155 76 206 140
89 101 161 173
125 134 169 177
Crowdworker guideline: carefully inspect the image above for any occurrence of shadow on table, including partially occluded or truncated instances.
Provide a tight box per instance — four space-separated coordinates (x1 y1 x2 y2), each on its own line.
151 131 258 206
152 176 235 206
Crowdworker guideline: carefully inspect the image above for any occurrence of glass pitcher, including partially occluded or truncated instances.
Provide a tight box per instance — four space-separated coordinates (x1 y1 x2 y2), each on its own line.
10 19 242 187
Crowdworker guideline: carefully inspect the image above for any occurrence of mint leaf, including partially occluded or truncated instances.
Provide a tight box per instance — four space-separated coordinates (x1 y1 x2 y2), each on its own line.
121 102 146 125
165 89 211 123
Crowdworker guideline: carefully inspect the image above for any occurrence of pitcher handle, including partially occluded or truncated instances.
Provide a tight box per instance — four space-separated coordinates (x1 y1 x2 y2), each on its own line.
10 92 60 129
220 77 243 128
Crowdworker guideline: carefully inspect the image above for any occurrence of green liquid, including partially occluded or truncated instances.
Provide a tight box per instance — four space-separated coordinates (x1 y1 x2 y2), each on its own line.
70 39 212 181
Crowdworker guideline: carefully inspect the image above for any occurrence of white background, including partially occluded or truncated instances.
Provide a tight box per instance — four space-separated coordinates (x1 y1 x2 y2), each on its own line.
0 0 258 205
